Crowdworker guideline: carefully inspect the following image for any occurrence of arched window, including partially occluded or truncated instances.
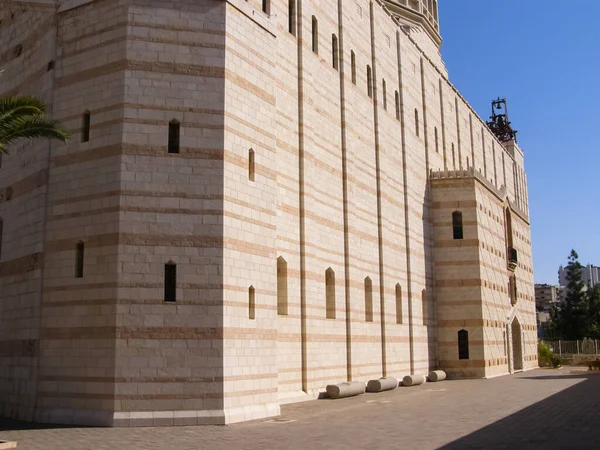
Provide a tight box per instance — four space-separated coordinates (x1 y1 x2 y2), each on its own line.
332 34 339 70
452 211 463 240
365 277 373 322
458 329 469 360
81 110 90 143
262 0 270 14
277 256 288 315
367 65 373 98
168 119 180 154
288 0 296 35
382 79 387 110
434 127 439 152
415 109 420 136
466 156 470 168
395 283 402 324
249 149 256 182
351 51 356 85
422 289 427 325
75 241 85 278
326 268 336 319
312 16 318 54
164 261 177 302
249 286 256 319
395 91 400 120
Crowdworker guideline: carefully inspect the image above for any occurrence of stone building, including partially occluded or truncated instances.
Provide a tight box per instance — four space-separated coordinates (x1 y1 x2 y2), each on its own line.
535 284 560 312
0 0 537 427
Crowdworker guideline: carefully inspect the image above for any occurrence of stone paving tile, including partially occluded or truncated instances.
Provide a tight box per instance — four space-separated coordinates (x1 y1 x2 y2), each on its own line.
2 368 599 450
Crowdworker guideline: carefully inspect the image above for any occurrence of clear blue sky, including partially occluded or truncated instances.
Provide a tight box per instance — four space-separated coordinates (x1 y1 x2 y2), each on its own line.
439 1 600 284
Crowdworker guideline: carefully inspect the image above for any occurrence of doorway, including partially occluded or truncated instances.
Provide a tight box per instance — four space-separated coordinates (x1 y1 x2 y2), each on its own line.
511 318 523 371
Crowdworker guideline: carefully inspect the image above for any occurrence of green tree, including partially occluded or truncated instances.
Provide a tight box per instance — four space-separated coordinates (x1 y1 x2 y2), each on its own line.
586 286 600 339
0 96 69 154
558 250 588 339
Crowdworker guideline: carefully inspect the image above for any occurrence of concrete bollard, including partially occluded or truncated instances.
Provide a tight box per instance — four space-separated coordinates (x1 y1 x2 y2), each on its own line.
326 381 366 399
366 377 398 393
402 374 425 387
428 370 446 382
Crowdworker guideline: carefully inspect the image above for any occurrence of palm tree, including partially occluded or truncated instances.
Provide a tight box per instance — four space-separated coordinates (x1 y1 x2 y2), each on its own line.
0 96 70 154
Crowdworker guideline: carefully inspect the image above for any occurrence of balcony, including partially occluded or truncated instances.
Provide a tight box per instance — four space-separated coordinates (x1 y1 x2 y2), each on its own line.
508 247 518 271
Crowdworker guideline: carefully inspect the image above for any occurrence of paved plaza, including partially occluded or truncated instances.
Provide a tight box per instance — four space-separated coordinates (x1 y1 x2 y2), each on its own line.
2 368 599 450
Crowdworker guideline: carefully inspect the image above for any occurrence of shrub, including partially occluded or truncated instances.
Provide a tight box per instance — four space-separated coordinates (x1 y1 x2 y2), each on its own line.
550 354 563 368
538 341 562 368
538 341 553 366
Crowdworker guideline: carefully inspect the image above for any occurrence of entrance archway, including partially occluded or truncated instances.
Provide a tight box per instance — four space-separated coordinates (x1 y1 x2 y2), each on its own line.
511 318 523 371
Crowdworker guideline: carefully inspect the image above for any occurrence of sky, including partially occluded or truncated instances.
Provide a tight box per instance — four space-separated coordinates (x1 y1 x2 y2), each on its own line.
438 1 600 284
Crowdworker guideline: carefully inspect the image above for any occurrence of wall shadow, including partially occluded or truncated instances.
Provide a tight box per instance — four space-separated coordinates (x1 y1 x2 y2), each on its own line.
439 372 600 449
0 417 80 431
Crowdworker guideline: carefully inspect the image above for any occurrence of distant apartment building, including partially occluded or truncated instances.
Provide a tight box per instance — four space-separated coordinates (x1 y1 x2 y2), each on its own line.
535 284 560 312
558 264 600 289
535 283 561 338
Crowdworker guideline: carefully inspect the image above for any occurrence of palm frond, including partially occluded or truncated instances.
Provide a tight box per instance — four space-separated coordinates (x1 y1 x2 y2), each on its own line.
0 96 46 123
0 117 70 151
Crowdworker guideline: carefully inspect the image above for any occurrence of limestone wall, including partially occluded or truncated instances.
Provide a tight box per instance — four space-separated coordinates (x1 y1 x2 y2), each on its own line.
0 2 56 422
0 0 538 426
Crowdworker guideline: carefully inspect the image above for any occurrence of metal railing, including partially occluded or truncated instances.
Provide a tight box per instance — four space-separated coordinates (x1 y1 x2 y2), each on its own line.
542 339 600 356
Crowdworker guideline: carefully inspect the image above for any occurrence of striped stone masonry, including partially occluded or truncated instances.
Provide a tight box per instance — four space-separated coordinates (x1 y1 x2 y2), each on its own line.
0 0 537 426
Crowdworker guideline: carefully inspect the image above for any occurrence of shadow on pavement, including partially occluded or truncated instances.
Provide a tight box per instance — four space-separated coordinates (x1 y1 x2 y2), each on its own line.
0 418 80 432
439 371 600 449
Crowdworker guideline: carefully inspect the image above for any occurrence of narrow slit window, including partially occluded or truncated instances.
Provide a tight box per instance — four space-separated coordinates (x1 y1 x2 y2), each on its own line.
164 262 177 302
435 127 439 152
395 91 400 120
277 257 288 315
249 149 255 181
168 119 180 154
467 156 470 168
312 16 318 54
505 207 514 250
365 277 373 322
458 329 469 359
415 109 420 136
81 110 90 143
351 51 356 84
326 268 336 319
382 79 387 110
367 65 373 98
395 283 402 324
75 241 84 278
452 211 463 240
509 274 517 306
249 286 256 319
332 34 339 70
422 289 427 325
288 0 296 35
262 0 270 14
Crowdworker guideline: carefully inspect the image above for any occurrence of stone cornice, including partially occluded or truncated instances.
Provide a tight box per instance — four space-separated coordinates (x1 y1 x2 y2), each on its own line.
382 0 442 48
